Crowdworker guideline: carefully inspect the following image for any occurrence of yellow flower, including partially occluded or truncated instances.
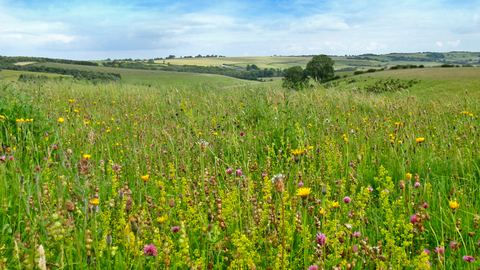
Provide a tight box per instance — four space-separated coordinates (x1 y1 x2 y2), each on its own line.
319 208 325 215
449 200 460 210
308 146 314 150
406 173 413 180
0 115 5 119
141 175 150 181
330 201 340 208
157 217 165 223
416 137 425 143
90 198 100 205
58 117 65 123
295 187 312 198
291 149 305 156
83 154 91 160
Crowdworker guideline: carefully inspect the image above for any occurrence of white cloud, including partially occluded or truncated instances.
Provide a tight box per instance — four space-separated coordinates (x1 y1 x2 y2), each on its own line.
435 42 443 47
447 40 461 47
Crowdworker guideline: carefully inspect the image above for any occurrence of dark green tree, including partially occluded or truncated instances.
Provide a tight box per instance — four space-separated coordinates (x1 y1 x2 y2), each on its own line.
306 54 334 83
282 66 308 90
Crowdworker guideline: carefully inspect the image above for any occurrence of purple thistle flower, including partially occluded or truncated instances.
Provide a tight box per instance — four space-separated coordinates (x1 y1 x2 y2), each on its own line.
143 244 158 256
463 256 475 262
171 226 180 233
423 202 428 208
240 131 244 136
316 233 326 245
235 169 242 177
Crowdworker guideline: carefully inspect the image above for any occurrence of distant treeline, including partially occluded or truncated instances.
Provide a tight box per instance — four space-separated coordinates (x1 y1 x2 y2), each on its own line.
0 56 99 66
0 62 121 84
102 60 286 80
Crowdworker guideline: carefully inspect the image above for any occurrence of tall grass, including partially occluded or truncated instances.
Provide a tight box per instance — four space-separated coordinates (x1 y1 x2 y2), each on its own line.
0 78 479 269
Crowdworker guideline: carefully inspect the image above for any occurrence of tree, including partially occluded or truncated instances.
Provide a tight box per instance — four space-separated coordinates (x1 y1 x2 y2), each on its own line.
282 66 308 90
306 54 334 83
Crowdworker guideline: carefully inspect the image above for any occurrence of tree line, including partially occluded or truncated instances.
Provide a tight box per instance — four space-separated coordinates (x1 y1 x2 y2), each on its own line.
282 54 337 90
0 56 99 66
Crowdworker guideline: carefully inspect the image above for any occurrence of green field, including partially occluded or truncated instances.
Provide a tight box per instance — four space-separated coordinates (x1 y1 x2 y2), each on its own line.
0 70 71 82
27 62 262 87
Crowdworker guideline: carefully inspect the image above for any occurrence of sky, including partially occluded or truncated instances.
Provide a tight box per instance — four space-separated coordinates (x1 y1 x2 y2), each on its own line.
0 0 479 60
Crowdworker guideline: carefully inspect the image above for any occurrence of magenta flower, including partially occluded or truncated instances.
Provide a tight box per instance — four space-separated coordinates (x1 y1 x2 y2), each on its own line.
353 246 359 252
316 233 326 245
226 168 233 174
143 244 158 256
0 156 5 163
423 249 430 255
343 196 351 203
414 182 421 188
353 231 361 238
450 241 459 251
410 214 417 224
348 162 355 167
171 226 181 233
235 169 242 177
368 187 373 192
308 265 319 270
463 256 475 262
298 182 304 188
423 202 428 208
434 246 445 255
240 131 244 136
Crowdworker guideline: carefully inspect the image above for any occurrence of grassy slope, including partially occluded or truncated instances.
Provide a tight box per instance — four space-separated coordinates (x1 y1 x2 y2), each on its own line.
28 62 259 87
0 69 71 82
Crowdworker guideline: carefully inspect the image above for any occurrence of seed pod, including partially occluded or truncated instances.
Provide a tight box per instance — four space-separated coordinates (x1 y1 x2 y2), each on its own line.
321 185 328 196
169 198 175 208
399 180 405 190
65 201 75 212
125 197 133 212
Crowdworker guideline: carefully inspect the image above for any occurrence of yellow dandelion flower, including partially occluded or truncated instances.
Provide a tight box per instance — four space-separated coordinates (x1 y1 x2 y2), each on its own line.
416 137 425 143
295 187 312 198
83 154 91 160
449 201 460 210
406 173 413 180
90 198 100 205
58 117 65 123
157 217 165 223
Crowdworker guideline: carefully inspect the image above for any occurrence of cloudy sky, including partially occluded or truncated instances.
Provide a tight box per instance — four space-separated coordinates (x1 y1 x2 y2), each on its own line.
1 0 479 60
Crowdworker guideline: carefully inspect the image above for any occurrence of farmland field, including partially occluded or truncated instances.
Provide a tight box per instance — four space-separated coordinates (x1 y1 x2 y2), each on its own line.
1 65 480 269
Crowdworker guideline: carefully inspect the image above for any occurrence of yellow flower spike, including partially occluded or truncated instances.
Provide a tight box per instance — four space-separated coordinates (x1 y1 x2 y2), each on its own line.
295 187 312 198
449 200 460 210
141 175 150 182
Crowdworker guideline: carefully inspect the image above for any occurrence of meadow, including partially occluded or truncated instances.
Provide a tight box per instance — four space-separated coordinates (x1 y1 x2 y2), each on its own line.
0 66 480 270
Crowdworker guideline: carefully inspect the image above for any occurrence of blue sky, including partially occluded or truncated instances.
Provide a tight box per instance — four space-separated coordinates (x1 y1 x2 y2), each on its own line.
0 0 479 60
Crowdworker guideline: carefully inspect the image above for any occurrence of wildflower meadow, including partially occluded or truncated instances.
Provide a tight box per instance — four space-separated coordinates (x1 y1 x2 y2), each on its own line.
0 78 480 269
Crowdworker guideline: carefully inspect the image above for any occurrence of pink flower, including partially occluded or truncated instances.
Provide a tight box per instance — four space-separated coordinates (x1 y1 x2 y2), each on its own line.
0 156 5 163
423 249 430 255
143 244 158 256
171 226 180 233
308 265 319 270
368 187 373 192
353 246 359 252
235 169 243 177
434 246 445 255
343 196 351 203
226 168 233 174
298 182 304 188
316 233 327 245
423 202 428 208
450 241 459 251
463 256 475 262
353 231 361 238
414 182 421 188
410 214 417 224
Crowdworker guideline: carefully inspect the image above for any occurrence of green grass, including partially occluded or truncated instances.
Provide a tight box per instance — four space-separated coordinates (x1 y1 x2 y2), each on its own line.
1 66 480 269
28 62 260 87
0 70 72 82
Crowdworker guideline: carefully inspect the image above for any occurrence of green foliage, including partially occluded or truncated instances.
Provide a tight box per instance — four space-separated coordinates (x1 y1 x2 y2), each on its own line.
306 54 335 83
282 66 308 90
